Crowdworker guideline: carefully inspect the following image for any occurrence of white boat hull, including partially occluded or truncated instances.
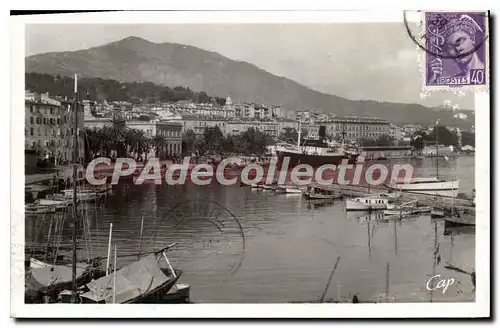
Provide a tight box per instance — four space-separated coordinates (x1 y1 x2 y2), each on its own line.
276 186 303 194
388 179 460 198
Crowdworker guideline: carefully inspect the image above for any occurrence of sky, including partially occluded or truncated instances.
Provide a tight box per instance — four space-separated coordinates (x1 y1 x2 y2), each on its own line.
25 23 475 109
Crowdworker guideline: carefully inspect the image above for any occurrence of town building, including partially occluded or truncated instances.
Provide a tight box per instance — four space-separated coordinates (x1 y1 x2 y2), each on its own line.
25 91 84 163
84 107 183 156
323 117 390 142
127 120 183 155
226 120 280 138
402 124 423 137
389 124 404 141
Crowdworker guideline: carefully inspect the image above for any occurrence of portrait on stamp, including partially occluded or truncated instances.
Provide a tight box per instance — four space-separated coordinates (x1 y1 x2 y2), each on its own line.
425 12 488 87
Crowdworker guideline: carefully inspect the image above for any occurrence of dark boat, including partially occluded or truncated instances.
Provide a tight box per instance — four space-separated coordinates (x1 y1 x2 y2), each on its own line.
276 138 359 168
78 248 181 304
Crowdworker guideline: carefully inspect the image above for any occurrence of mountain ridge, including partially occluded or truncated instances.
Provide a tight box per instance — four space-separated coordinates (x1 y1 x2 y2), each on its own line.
25 36 474 127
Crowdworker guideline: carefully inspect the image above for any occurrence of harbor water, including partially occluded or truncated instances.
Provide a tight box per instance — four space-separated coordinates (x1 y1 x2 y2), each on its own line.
26 156 476 303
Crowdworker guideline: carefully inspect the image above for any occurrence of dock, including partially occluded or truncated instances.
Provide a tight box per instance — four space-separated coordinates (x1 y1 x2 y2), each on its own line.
308 182 475 210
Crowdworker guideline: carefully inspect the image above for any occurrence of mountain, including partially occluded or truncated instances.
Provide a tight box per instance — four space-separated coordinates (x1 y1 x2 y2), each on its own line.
26 36 474 127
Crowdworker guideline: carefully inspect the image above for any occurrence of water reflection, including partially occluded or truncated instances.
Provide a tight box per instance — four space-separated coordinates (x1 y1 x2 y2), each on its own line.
25 157 476 302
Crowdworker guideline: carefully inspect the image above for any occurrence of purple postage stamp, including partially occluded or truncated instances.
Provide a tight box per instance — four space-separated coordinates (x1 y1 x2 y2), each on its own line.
423 11 489 90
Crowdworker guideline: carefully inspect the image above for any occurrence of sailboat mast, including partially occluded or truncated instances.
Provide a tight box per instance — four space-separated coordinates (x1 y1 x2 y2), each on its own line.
435 121 439 178
297 119 302 148
71 74 79 299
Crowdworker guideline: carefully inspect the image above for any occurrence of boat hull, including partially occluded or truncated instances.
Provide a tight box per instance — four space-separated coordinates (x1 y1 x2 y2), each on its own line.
345 199 388 211
445 216 475 226
431 207 445 218
305 193 340 200
386 179 460 198
277 151 357 168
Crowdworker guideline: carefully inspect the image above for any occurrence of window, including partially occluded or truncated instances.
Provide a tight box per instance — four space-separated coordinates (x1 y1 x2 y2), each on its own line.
30 117 34 124
57 118 61 125
36 117 41 124
43 118 47 125
30 128 34 136
30 106 34 113
50 108 53 115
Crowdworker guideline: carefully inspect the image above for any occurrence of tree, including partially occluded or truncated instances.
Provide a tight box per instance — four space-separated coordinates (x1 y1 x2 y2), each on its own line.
410 135 425 153
461 131 475 147
375 134 395 146
203 126 225 155
429 126 458 146
239 127 269 156
182 129 197 155
152 135 165 158
278 128 298 144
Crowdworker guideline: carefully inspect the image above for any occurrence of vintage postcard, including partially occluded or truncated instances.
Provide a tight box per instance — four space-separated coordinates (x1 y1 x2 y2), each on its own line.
10 10 490 318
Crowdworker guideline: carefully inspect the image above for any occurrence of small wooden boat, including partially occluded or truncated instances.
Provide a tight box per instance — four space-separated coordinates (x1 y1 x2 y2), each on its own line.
377 191 402 203
161 283 191 303
25 203 56 214
79 246 181 304
431 206 445 218
275 185 303 194
38 197 73 210
384 200 432 216
304 186 342 200
25 258 104 303
345 195 388 211
62 189 100 202
445 208 475 226
250 182 265 189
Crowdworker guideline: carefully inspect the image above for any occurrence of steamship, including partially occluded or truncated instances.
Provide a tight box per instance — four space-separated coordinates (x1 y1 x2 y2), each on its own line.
276 124 359 168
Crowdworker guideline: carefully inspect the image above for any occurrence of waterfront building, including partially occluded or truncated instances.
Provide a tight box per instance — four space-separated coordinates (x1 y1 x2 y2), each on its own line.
84 113 183 155
389 124 404 141
178 116 228 136
302 124 320 138
402 124 422 136
360 146 412 159
324 116 390 142
127 120 183 156
25 91 84 163
226 120 280 138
